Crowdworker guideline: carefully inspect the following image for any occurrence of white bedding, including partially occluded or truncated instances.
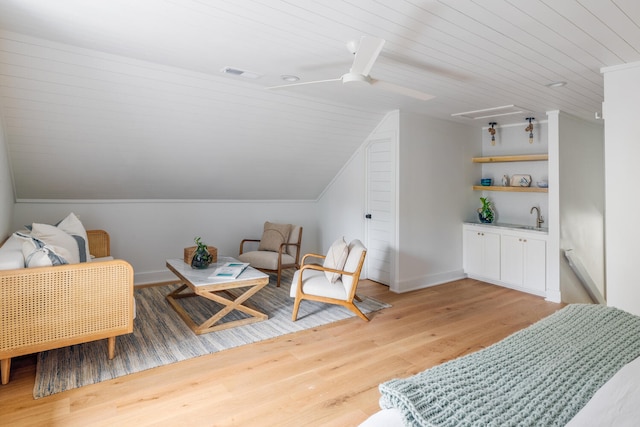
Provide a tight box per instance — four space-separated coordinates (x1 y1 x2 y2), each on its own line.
360 355 640 426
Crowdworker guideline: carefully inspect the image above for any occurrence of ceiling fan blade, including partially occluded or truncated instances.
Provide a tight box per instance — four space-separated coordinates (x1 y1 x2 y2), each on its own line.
350 36 385 76
370 79 435 101
266 78 341 90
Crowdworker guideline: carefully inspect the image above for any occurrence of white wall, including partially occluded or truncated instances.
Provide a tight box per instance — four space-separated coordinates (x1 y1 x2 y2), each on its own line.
316 111 399 254
317 111 478 293
12 200 318 284
557 113 604 303
602 61 640 316
397 112 477 292
0 115 13 238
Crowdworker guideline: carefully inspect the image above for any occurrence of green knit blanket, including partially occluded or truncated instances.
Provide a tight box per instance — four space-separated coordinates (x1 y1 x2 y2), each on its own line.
379 304 640 427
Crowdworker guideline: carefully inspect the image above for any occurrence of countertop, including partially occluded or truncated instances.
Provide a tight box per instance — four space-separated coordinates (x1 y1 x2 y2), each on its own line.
464 221 549 234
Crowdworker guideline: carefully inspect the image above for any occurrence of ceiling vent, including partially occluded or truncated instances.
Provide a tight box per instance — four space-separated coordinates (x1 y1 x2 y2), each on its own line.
221 67 262 79
451 105 530 120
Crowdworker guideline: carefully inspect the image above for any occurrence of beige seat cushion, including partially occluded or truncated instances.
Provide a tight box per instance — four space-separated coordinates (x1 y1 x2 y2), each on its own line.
287 225 302 257
290 268 348 300
237 250 295 270
323 237 349 283
341 239 366 293
258 222 292 252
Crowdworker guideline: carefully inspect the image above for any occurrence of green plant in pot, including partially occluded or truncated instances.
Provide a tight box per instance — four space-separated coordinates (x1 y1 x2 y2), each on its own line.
191 236 213 269
477 197 495 223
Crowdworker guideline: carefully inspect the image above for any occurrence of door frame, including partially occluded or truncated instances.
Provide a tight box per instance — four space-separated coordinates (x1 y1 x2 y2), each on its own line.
364 130 399 291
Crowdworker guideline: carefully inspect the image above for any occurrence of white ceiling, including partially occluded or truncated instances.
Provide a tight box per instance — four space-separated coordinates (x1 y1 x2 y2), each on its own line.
0 0 638 200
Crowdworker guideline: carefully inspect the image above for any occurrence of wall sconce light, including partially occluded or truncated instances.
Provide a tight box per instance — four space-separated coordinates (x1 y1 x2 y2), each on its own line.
488 122 497 146
525 117 535 144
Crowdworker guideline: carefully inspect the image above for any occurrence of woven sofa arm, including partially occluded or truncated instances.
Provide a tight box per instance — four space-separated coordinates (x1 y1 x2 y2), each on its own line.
0 259 134 361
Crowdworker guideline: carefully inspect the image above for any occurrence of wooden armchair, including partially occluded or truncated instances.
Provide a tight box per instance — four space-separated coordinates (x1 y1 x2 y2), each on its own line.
289 239 368 322
238 223 303 287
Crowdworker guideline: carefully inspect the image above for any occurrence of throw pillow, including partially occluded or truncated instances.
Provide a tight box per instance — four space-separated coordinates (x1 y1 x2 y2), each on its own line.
258 222 292 252
56 212 91 262
24 213 90 262
15 232 70 267
323 237 349 283
29 223 81 264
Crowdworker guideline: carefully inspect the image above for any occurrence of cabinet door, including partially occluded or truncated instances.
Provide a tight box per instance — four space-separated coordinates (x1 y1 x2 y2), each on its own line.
501 234 524 285
482 231 501 281
463 229 484 276
523 238 546 293
463 228 500 280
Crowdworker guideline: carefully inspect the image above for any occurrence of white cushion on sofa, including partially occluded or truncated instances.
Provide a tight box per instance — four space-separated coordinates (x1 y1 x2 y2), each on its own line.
21 240 58 267
28 223 80 264
0 233 26 270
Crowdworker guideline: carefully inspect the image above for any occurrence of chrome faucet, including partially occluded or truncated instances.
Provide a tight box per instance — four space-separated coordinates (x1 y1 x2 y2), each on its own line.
530 206 544 228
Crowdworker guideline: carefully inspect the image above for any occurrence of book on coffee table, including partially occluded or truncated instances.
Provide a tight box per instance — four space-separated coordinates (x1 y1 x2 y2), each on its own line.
210 262 250 279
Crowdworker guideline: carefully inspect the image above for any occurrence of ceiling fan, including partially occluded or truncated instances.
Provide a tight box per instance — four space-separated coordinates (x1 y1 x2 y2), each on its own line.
267 36 435 101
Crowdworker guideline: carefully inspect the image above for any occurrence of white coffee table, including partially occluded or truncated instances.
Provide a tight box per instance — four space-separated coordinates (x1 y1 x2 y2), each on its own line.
165 257 269 335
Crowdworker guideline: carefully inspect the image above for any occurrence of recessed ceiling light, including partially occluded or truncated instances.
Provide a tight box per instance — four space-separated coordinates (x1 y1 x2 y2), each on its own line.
545 81 567 88
280 75 300 82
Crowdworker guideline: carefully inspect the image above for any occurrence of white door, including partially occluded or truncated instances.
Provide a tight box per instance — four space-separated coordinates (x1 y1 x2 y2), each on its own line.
365 133 396 286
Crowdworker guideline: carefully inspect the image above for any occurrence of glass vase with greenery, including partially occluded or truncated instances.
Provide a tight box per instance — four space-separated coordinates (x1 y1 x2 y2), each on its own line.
477 197 495 223
191 236 213 269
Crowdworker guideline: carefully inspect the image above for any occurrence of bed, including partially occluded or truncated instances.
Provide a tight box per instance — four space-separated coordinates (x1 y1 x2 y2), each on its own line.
360 304 640 427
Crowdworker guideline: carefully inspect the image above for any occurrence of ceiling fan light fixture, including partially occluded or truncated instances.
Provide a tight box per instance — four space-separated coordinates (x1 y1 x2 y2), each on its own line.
341 73 371 84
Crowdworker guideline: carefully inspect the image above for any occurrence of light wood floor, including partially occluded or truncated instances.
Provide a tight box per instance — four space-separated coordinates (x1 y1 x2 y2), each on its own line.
0 278 563 426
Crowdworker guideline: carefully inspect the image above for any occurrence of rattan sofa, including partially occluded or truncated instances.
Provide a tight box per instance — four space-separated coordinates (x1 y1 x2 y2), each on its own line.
0 230 134 385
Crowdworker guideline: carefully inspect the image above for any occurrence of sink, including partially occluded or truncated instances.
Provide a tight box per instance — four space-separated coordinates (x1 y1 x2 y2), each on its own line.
514 225 547 232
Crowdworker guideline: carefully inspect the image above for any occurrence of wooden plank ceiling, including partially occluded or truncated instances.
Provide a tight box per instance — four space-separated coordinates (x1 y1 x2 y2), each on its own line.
0 0 638 200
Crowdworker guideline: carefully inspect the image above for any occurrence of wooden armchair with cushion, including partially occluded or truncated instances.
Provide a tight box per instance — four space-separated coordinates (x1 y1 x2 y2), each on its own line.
238 221 303 287
290 238 368 322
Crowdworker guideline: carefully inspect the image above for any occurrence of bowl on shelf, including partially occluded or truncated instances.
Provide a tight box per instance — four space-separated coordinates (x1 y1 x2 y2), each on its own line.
480 178 493 186
537 180 548 188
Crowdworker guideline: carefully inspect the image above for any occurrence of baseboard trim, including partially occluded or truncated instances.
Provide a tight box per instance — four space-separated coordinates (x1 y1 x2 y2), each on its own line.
393 269 466 293
134 270 177 286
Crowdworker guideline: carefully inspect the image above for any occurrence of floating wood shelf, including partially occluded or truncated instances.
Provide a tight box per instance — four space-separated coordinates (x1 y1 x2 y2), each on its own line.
472 154 548 163
473 185 548 193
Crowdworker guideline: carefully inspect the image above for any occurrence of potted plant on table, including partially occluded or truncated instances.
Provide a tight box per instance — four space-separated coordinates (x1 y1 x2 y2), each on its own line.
191 237 213 269
477 197 495 223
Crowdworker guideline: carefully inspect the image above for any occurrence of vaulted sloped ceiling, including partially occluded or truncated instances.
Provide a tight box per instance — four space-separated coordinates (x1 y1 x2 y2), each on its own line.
0 0 639 200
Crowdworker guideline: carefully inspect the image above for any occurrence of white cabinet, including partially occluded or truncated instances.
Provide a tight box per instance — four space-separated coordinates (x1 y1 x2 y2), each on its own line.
463 224 547 297
463 227 501 281
500 233 546 294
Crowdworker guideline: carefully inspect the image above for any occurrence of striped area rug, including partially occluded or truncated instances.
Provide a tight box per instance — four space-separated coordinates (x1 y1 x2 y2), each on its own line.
33 272 390 398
